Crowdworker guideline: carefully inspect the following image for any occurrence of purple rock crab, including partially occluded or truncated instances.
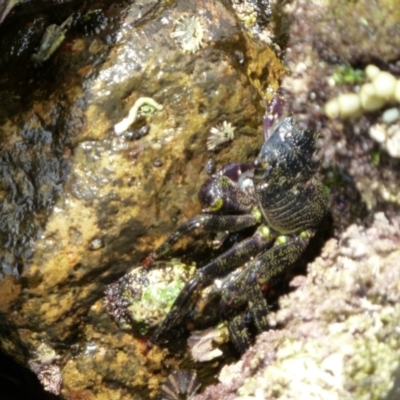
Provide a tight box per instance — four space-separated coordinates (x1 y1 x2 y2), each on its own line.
143 91 328 353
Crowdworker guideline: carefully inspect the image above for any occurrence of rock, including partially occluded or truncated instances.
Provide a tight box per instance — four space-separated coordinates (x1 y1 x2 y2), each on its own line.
104 259 196 336
0 0 283 398
310 0 400 64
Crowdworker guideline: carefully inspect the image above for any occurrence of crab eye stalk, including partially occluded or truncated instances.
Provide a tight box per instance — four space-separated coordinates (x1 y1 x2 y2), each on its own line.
253 158 261 169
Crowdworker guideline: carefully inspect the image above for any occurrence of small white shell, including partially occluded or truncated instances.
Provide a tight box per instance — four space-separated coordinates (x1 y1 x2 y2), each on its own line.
365 64 380 81
381 107 400 125
337 93 362 117
369 124 387 144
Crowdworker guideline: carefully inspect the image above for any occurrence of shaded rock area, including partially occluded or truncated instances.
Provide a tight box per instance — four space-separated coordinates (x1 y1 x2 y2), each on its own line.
0 0 284 398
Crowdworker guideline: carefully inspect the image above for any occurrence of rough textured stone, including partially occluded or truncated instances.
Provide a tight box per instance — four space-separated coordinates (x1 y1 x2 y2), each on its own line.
3 0 399 398
0 0 283 398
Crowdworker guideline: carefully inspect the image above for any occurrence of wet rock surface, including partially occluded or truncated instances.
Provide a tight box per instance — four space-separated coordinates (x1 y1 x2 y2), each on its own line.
0 0 283 398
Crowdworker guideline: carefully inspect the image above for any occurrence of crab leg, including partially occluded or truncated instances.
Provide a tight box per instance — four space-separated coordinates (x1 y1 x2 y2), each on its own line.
219 233 311 352
147 212 261 263
247 237 308 328
148 231 273 347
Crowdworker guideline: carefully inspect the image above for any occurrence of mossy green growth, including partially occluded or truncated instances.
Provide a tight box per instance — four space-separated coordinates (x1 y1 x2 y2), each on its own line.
332 65 365 85
371 148 381 166
106 259 196 336
322 167 348 196
127 260 196 335
141 275 185 309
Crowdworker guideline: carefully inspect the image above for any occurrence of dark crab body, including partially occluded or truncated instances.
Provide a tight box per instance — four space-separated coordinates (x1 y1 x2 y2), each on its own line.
144 114 327 353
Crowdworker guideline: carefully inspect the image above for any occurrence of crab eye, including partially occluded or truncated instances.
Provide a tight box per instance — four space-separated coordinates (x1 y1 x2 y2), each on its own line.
253 158 273 180
255 165 272 180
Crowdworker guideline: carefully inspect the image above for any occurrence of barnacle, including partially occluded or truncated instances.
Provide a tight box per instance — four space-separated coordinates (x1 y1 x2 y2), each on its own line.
171 15 205 53
207 121 236 151
161 370 201 400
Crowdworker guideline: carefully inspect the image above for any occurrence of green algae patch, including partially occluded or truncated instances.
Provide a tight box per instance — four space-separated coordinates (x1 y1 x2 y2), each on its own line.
105 259 196 336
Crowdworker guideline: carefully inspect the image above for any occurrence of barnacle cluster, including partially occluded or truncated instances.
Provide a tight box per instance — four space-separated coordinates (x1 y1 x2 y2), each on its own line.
231 0 258 28
171 15 205 53
206 120 236 151
324 65 400 118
